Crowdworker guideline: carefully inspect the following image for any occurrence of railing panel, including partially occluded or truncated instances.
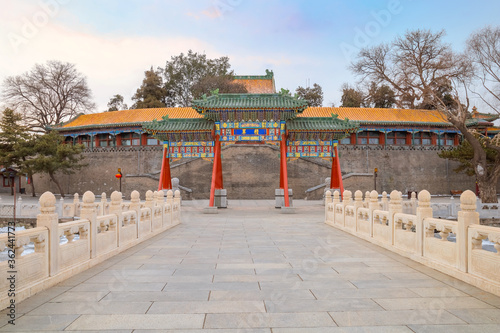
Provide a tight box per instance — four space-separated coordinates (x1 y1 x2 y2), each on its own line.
0 227 49 292
356 207 370 237
344 205 356 232
139 208 152 236
96 214 118 255
372 210 391 244
468 225 500 284
334 203 344 228
423 217 458 269
393 213 419 254
58 220 90 271
120 211 138 244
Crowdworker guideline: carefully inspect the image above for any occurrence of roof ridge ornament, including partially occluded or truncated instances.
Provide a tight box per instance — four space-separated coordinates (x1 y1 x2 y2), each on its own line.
210 88 219 97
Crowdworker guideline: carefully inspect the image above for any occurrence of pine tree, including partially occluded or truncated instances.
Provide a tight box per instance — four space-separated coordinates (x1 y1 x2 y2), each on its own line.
0 108 37 195
30 131 86 197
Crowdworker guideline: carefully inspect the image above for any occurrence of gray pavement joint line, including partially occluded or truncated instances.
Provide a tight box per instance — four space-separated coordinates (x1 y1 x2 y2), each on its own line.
309 289 318 300
98 291 110 302
202 313 207 329
406 325 418 333
63 314 82 331
327 311 339 327
371 298 389 311
145 301 154 314
160 282 168 291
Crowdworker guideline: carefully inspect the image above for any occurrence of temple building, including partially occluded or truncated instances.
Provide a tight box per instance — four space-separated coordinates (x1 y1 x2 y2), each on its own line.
49 71 499 201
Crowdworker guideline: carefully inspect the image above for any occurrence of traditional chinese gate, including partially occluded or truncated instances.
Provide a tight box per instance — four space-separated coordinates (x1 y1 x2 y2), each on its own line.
143 93 358 208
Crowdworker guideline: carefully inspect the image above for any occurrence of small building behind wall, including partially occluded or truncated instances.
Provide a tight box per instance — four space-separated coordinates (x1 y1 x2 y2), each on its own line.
0 167 23 195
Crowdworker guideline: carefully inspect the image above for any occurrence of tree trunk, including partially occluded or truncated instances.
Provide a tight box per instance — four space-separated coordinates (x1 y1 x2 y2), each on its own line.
49 172 65 198
29 174 36 197
10 178 14 196
477 174 499 203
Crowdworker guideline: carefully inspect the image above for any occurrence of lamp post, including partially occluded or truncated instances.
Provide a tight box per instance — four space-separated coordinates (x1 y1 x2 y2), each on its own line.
374 168 378 191
115 168 122 192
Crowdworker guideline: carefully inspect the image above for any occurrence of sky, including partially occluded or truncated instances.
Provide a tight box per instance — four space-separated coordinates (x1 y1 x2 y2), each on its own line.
1 0 499 113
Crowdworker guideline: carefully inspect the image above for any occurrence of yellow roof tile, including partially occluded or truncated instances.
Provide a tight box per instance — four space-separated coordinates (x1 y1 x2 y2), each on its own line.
300 107 449 124
60 106 452 130
61 107 201 128
234 79 275 94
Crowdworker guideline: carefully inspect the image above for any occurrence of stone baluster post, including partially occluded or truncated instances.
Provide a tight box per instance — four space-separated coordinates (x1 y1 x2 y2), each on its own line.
17 197 23 217
100 193 107 216
109 191 123 246
354 190 364 210
389 190 403 245
354 191 364 232
364 191 370 208
73 193 80 216
381 191 388 211
450 196 457 218
154 191 163 207
174 190 181 225
416 190 433 256
368 190 379 237
145 190 154 210
59 197 64 217
145 190 155 232
332 190 341 226
129 190 142 238
166 190 173 227
458 190 479 272
324 190 332 224
343 190 352 207
79 191 97 259
36 192 59 276
410 192 417 215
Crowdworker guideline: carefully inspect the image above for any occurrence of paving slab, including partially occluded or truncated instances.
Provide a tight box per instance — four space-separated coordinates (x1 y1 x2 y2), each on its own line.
1 199 499 332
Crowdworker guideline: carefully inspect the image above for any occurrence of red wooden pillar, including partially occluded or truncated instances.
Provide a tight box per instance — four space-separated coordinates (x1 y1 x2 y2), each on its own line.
209 135 223 207
158 144 172 191
330 145 344 196
280 135 290 207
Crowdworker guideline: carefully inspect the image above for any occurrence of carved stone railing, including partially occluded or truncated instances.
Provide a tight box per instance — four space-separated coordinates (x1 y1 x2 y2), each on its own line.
0 188 182 310
0 227 49 300
324 189 500 297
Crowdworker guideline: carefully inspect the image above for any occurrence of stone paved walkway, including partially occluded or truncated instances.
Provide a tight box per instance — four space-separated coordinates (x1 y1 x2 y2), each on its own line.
1 200 500 332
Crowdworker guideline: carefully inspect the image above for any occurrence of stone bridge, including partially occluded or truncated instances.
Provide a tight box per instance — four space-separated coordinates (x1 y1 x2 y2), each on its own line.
1 194 500 331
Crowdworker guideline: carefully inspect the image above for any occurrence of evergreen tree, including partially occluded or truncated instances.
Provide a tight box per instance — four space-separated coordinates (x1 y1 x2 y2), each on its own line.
295 83 323 106
0 108 37 195
107 94 128 111
163 50 233 107
30 131 86 197
131 67 167 109
366 82 396 108
191 75 247 99
340 84 364 107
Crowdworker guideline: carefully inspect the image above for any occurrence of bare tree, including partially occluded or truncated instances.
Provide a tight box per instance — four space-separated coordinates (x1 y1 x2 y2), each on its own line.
351 30 456 109
350 28 500 202
2 60 95 133
467 26 500 113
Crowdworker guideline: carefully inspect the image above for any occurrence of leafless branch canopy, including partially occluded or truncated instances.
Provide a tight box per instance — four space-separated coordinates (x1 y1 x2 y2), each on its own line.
467 26 500 114
350 29 473 111
2 60 95 132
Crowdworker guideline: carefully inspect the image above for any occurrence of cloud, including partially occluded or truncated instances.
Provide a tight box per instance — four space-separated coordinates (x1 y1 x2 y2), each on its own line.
0 19 219 112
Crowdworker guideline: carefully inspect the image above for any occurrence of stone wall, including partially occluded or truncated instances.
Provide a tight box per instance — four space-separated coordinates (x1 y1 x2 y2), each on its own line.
32 144 484 199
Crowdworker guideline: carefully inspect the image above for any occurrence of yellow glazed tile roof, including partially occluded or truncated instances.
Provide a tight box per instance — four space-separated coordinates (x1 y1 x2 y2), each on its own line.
59 106 453 130
61 107 201 128
234 79 275 94
300 107 450 125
